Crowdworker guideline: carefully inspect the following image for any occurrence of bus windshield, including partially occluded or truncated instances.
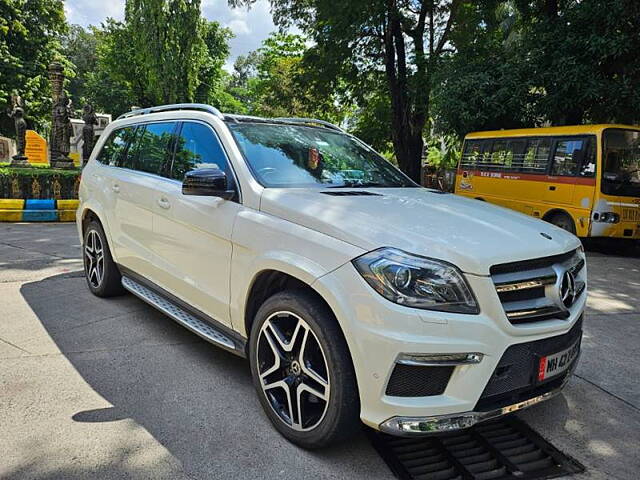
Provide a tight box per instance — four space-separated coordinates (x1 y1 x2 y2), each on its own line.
602 129 640 197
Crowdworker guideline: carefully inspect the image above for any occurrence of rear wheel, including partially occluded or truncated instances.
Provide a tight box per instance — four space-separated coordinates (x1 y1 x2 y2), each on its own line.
547 212 577 235
249 290 360 449
83 220 125 297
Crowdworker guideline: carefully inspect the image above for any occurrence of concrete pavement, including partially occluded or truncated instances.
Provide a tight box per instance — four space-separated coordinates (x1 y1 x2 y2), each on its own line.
1 223 639 479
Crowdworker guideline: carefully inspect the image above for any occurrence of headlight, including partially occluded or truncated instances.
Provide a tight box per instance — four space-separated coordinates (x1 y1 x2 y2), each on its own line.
352 248 479 314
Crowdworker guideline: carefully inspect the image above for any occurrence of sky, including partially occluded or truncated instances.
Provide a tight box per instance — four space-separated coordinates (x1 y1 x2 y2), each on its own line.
63 0 283 71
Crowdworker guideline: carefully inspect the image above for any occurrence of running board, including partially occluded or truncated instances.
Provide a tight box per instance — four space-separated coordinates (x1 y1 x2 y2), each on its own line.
121 276 236 351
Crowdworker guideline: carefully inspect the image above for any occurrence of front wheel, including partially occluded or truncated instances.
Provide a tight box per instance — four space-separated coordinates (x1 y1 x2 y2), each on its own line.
547 212 577 235
249 290 360 449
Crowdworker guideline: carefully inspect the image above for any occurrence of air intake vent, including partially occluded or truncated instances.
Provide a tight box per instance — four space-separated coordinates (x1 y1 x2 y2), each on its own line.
320 190 382 196
385 364 453 397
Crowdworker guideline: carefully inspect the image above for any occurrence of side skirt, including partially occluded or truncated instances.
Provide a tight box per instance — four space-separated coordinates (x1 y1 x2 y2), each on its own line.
119 267 247 358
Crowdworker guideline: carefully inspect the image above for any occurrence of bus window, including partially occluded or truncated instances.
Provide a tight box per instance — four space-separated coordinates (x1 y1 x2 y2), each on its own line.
491 140 509 167
522 138 551 173
579 138 596 177
551 137 596 177
462 140 484 167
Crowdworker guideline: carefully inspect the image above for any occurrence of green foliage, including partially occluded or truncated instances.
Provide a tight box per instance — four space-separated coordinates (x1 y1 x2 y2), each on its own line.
61 24 98 111
0 0 67 135
0 164 78 177
433 0 640 137
124 0 203 105
425 135 461 170
226 32 346 121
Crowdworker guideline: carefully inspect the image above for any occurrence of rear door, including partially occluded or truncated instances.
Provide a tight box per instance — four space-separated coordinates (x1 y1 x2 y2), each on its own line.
109 121 179 279
152 120 240 326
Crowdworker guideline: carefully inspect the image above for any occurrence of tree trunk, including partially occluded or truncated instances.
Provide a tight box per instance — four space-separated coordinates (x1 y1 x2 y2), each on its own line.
383 3 427 185
391 116 424 184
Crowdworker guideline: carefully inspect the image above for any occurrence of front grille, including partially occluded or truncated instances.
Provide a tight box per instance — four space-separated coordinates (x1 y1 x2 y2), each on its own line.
475 317 582 412
491 249 586 324
385 364 454 397
622 207 640 222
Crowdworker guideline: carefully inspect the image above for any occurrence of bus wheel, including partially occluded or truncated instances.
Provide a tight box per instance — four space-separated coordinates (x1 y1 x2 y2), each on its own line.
547 212 576 235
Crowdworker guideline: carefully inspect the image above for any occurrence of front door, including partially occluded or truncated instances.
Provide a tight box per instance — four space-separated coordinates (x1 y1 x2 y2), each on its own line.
152 121 240 327
544 138 584 205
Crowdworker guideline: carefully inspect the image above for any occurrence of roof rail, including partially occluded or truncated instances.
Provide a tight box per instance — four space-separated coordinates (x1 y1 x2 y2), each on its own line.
273 117 345 133
224 114 344 133
116 103 224 121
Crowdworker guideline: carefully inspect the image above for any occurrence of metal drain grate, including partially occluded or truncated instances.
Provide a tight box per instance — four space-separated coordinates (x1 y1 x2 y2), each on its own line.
368 416 584 480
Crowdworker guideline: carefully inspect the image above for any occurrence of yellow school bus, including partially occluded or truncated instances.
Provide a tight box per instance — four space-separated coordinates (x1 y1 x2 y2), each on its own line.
454 125 640 239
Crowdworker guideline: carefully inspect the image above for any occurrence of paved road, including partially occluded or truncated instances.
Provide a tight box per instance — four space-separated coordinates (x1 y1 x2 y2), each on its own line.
1 223 638 480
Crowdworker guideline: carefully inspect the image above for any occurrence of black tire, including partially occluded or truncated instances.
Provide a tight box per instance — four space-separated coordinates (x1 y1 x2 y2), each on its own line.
83 220 125 297
249 289 360 449
547 212 577 235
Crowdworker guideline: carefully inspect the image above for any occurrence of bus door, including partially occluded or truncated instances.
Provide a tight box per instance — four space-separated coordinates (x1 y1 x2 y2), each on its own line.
544 137 584 205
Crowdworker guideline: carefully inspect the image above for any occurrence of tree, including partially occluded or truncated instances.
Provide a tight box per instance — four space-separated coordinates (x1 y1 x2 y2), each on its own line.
233 0 462 182
125 0 205 105
432 2 534 137
195 20 233 106
226 32 346 121
517 0 640 125
0 0 67 135
61 24 98 110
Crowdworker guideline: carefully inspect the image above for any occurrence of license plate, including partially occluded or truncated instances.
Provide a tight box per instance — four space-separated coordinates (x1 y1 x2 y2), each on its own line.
537 338 580 382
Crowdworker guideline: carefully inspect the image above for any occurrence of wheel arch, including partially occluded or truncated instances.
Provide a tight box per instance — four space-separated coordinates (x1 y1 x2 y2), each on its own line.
242 269 356 371
79 206 117 260
542 208 576 224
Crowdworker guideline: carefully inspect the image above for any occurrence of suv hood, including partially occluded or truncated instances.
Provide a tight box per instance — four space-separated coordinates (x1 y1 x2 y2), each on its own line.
260 188 580 276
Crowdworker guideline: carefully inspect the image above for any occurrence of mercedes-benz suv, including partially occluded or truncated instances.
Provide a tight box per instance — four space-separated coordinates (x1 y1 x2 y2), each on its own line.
77 104 586 448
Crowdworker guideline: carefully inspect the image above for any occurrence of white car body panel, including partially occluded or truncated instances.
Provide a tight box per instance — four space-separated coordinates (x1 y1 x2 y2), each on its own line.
260 188 579 276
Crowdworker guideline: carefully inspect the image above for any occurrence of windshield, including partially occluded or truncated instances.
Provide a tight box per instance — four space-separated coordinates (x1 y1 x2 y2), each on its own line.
227 122 416 188
602 129 640 197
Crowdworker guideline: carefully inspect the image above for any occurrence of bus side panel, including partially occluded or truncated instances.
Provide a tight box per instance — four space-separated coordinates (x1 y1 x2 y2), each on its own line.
455 172 593 237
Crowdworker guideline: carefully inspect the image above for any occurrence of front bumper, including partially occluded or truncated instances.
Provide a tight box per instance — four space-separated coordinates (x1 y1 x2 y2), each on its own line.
312 262 585 435
379 357 576 436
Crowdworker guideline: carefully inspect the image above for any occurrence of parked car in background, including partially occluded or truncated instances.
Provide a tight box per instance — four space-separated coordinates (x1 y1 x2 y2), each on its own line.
77 104 586 448
455 125 640 240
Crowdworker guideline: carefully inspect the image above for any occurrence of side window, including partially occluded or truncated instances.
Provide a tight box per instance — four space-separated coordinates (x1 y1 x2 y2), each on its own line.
491 140 508 167
136 122 178 176
118 126 143 169
461 140 483 167
579 137 596 177
97 127 135 166
522 138 551 173
551 137 595 177
172 122 234 185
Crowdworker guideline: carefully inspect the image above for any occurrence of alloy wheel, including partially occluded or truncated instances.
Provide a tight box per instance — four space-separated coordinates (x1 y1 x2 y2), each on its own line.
84 229 104 289
256 311 330 432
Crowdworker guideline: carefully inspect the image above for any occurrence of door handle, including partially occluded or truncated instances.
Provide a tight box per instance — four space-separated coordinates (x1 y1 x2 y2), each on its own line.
157 197 171 209
112 184 120 193
548 186 556 191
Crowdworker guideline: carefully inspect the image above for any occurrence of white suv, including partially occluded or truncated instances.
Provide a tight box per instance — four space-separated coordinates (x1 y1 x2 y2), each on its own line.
77 104 586 448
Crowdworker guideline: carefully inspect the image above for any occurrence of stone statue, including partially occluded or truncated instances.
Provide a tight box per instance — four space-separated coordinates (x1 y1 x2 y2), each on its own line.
9 94 29 167
50 94 75 168
81 104 98 165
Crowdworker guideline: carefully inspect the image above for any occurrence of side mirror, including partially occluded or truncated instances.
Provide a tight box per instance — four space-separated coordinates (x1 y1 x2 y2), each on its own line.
182 168 236 200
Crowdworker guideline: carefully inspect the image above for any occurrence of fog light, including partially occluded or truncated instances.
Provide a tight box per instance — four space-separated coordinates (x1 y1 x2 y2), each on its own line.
381 415 478 435
397 352 483 366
